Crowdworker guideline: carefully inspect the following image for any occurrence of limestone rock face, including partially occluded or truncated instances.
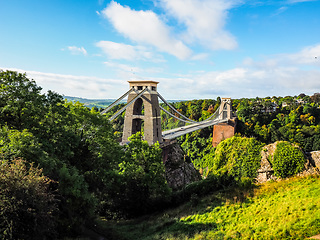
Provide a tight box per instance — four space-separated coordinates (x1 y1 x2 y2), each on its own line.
162 143 201 190
256 143 277 183
309 151 320 170
304 151 320 176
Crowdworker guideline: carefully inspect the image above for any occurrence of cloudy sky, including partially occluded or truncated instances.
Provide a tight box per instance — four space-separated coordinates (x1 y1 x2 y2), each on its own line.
0 0 320 100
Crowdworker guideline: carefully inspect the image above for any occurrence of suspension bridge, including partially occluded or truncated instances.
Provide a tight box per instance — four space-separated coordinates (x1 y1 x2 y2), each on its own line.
102 80 235 145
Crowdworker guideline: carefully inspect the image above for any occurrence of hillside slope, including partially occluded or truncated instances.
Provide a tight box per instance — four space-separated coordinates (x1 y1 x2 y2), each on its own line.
64 96 122 109
103 175 320 240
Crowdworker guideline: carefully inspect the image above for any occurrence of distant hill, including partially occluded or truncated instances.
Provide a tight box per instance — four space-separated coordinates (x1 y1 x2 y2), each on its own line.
64 96 125 109
64 96 181 109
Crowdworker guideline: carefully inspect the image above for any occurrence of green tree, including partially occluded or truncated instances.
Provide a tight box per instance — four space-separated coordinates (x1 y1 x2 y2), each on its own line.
0 159 58 240
0 70 45 130
0 70 125 233
115 132 171 217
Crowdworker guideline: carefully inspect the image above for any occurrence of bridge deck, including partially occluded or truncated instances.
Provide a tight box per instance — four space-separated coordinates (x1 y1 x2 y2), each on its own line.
162 118 228 140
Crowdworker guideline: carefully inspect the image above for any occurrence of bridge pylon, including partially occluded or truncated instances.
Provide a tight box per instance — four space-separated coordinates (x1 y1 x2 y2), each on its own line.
122 80 162 145
218 98 232 120
212 98 237 147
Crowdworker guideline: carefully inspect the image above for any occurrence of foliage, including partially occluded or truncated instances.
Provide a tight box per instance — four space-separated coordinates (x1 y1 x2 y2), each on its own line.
0 70 125 235
0 70 45 131
180 131 213 173
208 136 264 182
0 126 56 174
0 159 58 240
271 141 306 178
234 95 320 151
112 132 171 217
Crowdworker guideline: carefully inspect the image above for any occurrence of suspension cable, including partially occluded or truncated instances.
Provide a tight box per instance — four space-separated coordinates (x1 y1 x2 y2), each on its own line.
157 91 197 123
108 87 148 121
159 105 195 124
136 88 195 124
101 87 134 114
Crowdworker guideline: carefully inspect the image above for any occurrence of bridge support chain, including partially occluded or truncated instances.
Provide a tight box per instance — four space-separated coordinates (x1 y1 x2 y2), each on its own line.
212 118 237 147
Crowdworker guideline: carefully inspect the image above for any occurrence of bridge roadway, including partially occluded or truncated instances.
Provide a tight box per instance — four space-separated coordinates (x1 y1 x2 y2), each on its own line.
162 118 228 140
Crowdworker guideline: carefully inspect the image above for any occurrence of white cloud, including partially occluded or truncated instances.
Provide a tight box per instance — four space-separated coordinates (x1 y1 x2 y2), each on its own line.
101 1 192 59
244 43 320 67
2 43 319 101
154 66 320 100
160 0 238 50
149 44 320 99
64 46 87 56
96 41 156 61
273 6 288 15
0 67 127 99
284 44 320 65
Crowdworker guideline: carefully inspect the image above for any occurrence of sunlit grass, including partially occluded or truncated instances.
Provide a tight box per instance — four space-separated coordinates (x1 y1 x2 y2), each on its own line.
103 175 320 240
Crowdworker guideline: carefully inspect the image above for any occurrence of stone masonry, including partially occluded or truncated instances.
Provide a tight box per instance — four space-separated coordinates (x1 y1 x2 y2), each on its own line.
122 80 162 145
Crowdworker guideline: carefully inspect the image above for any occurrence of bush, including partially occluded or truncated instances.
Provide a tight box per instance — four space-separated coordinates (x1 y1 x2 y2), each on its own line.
209 136 264 182
0 159 58 240
272 142 306 178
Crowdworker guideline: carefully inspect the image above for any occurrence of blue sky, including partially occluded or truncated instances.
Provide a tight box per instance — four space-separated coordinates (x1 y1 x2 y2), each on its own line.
0 0 319 99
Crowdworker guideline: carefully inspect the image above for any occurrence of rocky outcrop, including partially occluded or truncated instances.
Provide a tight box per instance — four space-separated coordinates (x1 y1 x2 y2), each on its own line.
298 152 319 177
256 142 320 183
162 143 201 190
256 143 277 183
308 151 320 170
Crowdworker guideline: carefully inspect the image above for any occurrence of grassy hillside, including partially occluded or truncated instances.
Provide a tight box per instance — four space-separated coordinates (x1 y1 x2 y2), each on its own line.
99 175 320 240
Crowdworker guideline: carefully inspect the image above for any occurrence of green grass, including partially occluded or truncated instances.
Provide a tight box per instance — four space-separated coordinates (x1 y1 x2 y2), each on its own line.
99 175 320 240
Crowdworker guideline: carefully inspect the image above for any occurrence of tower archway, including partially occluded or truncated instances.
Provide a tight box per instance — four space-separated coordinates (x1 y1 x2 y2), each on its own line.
133 97 143 115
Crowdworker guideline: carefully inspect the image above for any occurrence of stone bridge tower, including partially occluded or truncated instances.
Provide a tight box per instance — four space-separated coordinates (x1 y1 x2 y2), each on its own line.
212 98 237 147
122 80 162 145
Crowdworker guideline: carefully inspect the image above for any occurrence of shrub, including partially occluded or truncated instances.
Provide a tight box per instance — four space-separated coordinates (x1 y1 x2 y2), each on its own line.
0 159 58 240
272 141 306 178
209 136 264 182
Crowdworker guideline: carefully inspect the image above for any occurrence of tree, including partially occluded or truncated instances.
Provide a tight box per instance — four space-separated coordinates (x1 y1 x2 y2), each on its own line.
0 70 45 130
0 70 125 233
114 132 171 217
0 159 58 240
